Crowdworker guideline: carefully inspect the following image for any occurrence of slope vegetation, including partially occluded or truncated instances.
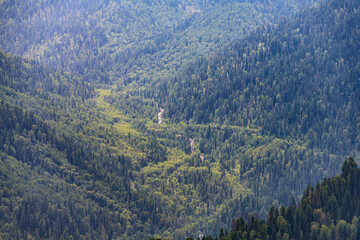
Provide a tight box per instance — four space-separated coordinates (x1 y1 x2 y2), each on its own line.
0 0 359 239
183 158 360 240
0 0 317 84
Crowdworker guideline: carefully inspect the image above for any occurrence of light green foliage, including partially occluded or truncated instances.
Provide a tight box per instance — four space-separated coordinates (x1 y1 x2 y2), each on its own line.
1 0 359 239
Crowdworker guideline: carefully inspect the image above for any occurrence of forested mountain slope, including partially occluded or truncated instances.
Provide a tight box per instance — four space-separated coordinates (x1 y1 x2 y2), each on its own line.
0 0 359 239
145 0 359 235
0 50 258 239
153 0 360 166
0 48 342 239
156 0 360 151
0 51 143 239
184 158 360 240
0 0 317 84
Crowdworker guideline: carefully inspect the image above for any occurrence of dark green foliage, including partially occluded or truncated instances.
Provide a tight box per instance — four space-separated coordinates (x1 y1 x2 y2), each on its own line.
156 0 360 154
209 158 360 240
0 0 359 239
0 51 160 239
0 50 94 99
0 0 317 84
145 0 360 230
0 48 257 239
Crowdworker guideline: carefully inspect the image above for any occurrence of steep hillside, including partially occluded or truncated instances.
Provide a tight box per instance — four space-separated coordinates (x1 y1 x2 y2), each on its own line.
149 0 360 204
0 0 359 239
0 0 317 84
0 49 341 239
157 0 360 148
182 158 360 240
0 50 259 239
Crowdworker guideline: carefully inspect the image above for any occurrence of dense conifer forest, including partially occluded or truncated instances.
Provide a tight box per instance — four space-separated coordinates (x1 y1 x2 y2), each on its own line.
174 158 360 240
0 0 359 239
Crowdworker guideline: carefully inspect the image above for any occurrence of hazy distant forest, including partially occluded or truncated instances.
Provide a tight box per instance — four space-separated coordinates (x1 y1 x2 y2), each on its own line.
0 0 359 239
